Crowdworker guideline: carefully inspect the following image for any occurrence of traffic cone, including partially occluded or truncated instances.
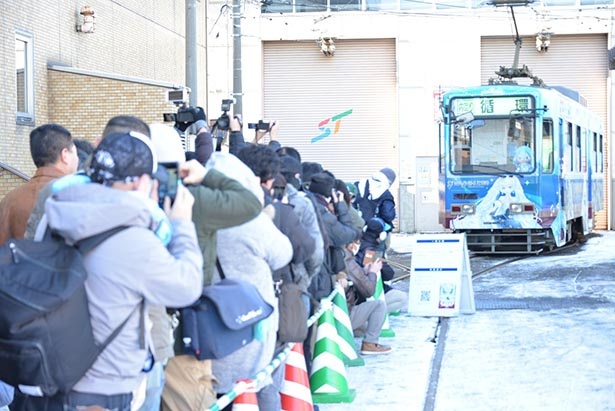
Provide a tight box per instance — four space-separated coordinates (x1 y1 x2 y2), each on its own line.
281 343 314 411
368 271 396 337
309 307 356 404
331 284 364 367
233 379 259 411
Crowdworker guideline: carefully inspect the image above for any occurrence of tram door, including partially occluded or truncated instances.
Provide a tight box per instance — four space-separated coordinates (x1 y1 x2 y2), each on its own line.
415 156 444 232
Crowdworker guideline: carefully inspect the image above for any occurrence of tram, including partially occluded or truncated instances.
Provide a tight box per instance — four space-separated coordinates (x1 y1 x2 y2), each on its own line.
438 80 605 253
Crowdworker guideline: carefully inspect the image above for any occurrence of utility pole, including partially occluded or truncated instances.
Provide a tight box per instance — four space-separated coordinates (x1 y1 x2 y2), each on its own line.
232 0 243 116
186 0 198 106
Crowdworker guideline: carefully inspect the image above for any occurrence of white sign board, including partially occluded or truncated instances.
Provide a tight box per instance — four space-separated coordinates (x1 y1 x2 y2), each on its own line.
408 233 475 317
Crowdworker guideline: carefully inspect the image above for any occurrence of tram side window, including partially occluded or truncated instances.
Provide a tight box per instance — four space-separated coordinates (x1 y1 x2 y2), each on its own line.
589 132 600 173
599 134 604 173
576 125 582 172
542 120 554 173
565 122 573 172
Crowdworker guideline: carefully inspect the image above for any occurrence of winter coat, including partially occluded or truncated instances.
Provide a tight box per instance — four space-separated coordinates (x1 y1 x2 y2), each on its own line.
0 165 66 245
213 212 293 393
285 183 325 290
343 249 377 312
187 168 262 285
309 193 361 300
44 183 203 395
353 178 396 230
271 201 316 283
194 130 214 164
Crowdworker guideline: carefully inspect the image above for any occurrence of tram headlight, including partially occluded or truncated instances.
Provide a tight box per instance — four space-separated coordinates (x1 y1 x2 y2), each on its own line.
510 203 535 214
451 203 475 215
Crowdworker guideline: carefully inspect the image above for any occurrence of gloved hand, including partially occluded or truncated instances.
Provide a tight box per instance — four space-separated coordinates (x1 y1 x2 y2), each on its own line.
187 119 208 135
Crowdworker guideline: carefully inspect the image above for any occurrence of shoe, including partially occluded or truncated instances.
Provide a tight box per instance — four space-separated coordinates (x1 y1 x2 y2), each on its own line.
360 341 392 355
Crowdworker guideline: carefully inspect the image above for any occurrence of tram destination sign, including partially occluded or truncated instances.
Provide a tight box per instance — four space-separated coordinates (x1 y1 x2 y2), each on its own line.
451 95 534 116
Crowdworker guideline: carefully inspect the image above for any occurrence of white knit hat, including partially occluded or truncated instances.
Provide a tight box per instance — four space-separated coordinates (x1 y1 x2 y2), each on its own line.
149 123 186 164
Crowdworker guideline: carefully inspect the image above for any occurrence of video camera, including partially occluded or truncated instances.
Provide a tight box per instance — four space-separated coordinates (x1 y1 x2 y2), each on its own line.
248 120 271 131
163 88 207 132
212 99 235 131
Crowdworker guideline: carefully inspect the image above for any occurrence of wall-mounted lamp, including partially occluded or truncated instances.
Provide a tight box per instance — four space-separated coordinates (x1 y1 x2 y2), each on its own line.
536 30 552 53
76 6 96 33
319 37 335 56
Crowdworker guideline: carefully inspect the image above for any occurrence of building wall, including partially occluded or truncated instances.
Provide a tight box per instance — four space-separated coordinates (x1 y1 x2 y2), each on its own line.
1 0 205 184
48 68 179 144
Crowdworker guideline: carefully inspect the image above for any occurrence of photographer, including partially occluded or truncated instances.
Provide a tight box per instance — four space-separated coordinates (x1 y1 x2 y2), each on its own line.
148 124 264 411
228 118 280 156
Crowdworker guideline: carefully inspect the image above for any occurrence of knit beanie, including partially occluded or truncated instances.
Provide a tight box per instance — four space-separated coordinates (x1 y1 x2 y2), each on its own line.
150 123 186 164
279 155 301 177
309 172 335 198
380 167 396 185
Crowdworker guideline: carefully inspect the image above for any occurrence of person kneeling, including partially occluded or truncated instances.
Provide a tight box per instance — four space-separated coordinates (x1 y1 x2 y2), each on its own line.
340 241 392 355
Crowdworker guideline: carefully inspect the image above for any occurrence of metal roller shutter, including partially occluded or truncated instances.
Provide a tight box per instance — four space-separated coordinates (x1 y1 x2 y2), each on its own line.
263 39 397 183
481 35 609 229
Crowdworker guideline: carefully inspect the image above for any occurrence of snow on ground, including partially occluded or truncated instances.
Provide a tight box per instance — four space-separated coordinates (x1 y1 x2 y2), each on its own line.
318 231 615 411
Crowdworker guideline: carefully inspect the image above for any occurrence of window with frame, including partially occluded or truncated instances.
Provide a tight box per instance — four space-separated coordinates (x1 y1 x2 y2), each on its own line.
565 121 573 172
576 125 582 172
599 134 604 172
15 30 34 126
542 120 554 173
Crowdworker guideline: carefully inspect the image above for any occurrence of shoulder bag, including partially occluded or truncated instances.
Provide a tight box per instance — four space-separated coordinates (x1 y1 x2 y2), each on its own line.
180 259 274 360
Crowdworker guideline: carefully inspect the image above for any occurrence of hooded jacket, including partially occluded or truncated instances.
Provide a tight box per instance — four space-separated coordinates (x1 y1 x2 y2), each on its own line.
209 155 293 393
44 183 203 395
285 183 325 292
354 177 396 229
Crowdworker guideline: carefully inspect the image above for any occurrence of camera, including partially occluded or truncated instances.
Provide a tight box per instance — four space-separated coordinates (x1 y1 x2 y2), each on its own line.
248 120 271 131
212 99 235 131
163 106 206 132
154 162 181 208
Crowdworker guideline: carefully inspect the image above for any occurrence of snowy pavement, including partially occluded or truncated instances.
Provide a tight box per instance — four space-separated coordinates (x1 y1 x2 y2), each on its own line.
318 231 615 411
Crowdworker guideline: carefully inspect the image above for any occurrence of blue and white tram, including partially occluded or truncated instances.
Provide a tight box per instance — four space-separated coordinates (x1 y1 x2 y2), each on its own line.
439 84 605 253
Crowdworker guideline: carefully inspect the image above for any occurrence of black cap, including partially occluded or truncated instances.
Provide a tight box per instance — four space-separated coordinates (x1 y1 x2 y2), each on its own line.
87 131 157 186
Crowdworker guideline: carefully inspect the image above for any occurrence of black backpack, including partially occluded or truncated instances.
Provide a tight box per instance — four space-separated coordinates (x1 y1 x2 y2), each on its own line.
0 227 131 397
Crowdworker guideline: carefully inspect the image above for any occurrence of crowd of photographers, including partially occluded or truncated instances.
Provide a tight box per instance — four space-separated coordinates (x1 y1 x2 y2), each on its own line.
0 111 405 411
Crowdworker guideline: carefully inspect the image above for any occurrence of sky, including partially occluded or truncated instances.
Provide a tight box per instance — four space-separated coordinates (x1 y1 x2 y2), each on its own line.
317 231 615 411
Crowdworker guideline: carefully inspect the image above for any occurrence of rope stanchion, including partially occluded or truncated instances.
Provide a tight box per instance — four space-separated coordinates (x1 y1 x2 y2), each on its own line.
206 288 341 411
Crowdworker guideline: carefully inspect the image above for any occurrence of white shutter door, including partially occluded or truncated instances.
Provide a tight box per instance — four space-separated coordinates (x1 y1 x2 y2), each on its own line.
263 39 397 182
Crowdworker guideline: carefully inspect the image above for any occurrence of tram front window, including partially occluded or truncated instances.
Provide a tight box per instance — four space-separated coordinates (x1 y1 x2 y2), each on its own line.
450 117 535 174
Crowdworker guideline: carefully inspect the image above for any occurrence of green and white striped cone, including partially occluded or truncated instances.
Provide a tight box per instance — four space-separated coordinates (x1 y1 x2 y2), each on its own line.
309 305 356 404
368 271 396 338
331 284 364 367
